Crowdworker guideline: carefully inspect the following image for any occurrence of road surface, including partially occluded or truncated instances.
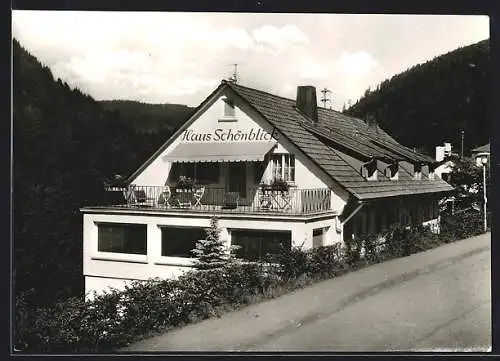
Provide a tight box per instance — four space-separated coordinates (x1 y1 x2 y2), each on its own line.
123 233 491 352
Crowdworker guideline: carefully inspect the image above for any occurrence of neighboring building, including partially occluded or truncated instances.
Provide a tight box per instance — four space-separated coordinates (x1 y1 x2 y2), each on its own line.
472 143 490 167
81 80 454 297
434 142 456 182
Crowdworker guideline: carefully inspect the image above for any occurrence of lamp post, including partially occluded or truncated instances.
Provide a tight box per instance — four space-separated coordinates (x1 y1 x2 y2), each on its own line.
481 156 488 232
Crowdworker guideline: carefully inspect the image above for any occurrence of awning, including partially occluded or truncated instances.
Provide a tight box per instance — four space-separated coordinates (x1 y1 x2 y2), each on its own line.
162 141 277 162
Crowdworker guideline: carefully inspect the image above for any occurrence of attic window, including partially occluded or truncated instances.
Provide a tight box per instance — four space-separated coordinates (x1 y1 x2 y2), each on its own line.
361 160 377 181
223 98 235 118
414 164 422 180
385 162 399 180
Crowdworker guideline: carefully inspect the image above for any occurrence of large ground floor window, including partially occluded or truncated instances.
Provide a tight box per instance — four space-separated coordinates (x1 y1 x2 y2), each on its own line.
231 229 291 261
97 223 147 255
161 227 206 258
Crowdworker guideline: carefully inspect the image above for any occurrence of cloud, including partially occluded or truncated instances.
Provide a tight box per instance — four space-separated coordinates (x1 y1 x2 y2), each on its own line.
12 11 488 109
297 56 333 80
253 24 309 53
335 51 380 78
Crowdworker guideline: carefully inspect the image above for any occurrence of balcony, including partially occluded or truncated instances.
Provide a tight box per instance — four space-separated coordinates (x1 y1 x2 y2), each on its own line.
111 185 332 215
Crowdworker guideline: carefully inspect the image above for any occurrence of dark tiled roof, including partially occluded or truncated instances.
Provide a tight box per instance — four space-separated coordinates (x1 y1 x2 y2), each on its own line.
471 143 490 153
226 81 454 200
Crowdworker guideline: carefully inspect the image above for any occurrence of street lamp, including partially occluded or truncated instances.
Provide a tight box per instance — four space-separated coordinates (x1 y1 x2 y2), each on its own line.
480 155 488 232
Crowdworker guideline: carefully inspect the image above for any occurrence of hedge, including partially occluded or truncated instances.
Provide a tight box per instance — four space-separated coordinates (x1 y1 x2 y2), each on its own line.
14 210 486 353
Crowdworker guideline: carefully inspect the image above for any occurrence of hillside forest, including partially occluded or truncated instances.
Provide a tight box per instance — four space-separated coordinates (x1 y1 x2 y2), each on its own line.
13 38 490 309
345 39 490 156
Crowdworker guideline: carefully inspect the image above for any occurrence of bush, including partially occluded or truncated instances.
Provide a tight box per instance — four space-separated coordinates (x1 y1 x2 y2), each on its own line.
307 243 345 278
269 243 309 280
343 235 363 266
440 209 484 240
15 212 487 353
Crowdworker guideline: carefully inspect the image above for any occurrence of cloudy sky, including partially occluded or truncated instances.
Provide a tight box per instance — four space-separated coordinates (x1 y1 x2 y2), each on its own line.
12 11 489 110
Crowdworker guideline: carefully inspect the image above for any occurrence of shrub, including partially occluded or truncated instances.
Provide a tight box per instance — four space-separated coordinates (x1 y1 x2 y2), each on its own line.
191 216 238 270
362 233 386 264
270 243 309 280
440 209 484 240
15 212 486 353
343 236 363 266
307 243 345 278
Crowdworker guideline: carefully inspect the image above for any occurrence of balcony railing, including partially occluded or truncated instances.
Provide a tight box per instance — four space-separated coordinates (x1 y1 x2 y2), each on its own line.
117 185 332 215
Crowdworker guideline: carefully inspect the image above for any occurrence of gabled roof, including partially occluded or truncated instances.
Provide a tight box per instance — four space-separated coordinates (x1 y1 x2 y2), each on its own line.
129 80 454 200
471 143 490 153
225 81 453 200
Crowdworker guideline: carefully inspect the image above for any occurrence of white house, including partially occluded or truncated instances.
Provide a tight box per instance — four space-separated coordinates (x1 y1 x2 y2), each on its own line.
434 142 456 182
81 81 454 297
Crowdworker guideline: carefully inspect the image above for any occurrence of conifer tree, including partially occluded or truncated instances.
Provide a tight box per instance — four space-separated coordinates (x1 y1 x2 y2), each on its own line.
191 216 238 269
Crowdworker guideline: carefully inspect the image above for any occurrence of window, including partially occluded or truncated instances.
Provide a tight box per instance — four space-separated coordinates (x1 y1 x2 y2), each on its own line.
386 162 399 180
161 227 207 258
231 230 291 261
254 161 266 183
224 99 235 117
361 160 377 180
196 162 220 183
313 228 324 248
271 154 295 182
414 164 422 180
97 223 147 255
169 163 219 184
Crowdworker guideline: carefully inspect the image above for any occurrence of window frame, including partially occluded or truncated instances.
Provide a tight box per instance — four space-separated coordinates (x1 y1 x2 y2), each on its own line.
94 222 148 263
160 226 207 259
231 229 292 262
169 162 220 184
270 153 295 183
223 98 236 118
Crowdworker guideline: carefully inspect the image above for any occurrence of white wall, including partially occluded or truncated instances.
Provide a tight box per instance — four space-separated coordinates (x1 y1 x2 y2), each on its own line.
434 161 454 180
83 211 338 296
129 89 345 196
131 91 277 186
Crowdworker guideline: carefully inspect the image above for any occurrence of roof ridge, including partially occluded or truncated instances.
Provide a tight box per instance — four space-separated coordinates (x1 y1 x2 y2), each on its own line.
223 80 297 104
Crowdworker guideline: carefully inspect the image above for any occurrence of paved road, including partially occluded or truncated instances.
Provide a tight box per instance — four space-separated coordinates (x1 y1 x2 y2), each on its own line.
123 233 491 352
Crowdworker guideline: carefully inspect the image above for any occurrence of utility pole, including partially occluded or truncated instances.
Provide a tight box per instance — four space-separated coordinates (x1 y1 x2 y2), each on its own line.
483 162 487 232
320 88 332 108
460 130 464 159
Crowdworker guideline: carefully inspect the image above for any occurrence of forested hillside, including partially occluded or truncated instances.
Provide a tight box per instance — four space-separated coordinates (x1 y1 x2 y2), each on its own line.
100 100 195 134
13 39 180 307
345 39 490 156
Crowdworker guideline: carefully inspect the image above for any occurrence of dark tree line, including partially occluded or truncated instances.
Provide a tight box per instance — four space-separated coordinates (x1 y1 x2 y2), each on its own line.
13 39 189 307
345 39 490 156
100 100 195 134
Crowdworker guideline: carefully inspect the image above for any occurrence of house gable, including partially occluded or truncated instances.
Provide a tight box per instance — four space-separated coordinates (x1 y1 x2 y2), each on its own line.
129 84 338 195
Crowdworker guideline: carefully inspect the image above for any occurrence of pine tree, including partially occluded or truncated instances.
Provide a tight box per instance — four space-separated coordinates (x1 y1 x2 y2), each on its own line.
191 217 238 270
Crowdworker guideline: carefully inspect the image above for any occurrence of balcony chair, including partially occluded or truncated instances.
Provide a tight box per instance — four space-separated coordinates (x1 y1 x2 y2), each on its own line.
133 189 149 206
157 186 172 207
193 186 205 207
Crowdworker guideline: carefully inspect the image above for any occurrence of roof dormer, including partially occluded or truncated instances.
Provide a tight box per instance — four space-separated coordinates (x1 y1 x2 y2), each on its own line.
414 163 422 180
361 159 378 181
385 162 399 180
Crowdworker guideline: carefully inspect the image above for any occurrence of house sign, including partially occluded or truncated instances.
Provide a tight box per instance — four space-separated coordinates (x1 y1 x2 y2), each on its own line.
181 127 274 142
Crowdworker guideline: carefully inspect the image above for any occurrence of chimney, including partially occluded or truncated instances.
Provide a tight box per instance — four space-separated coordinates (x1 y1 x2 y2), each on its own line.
296 86 318 123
